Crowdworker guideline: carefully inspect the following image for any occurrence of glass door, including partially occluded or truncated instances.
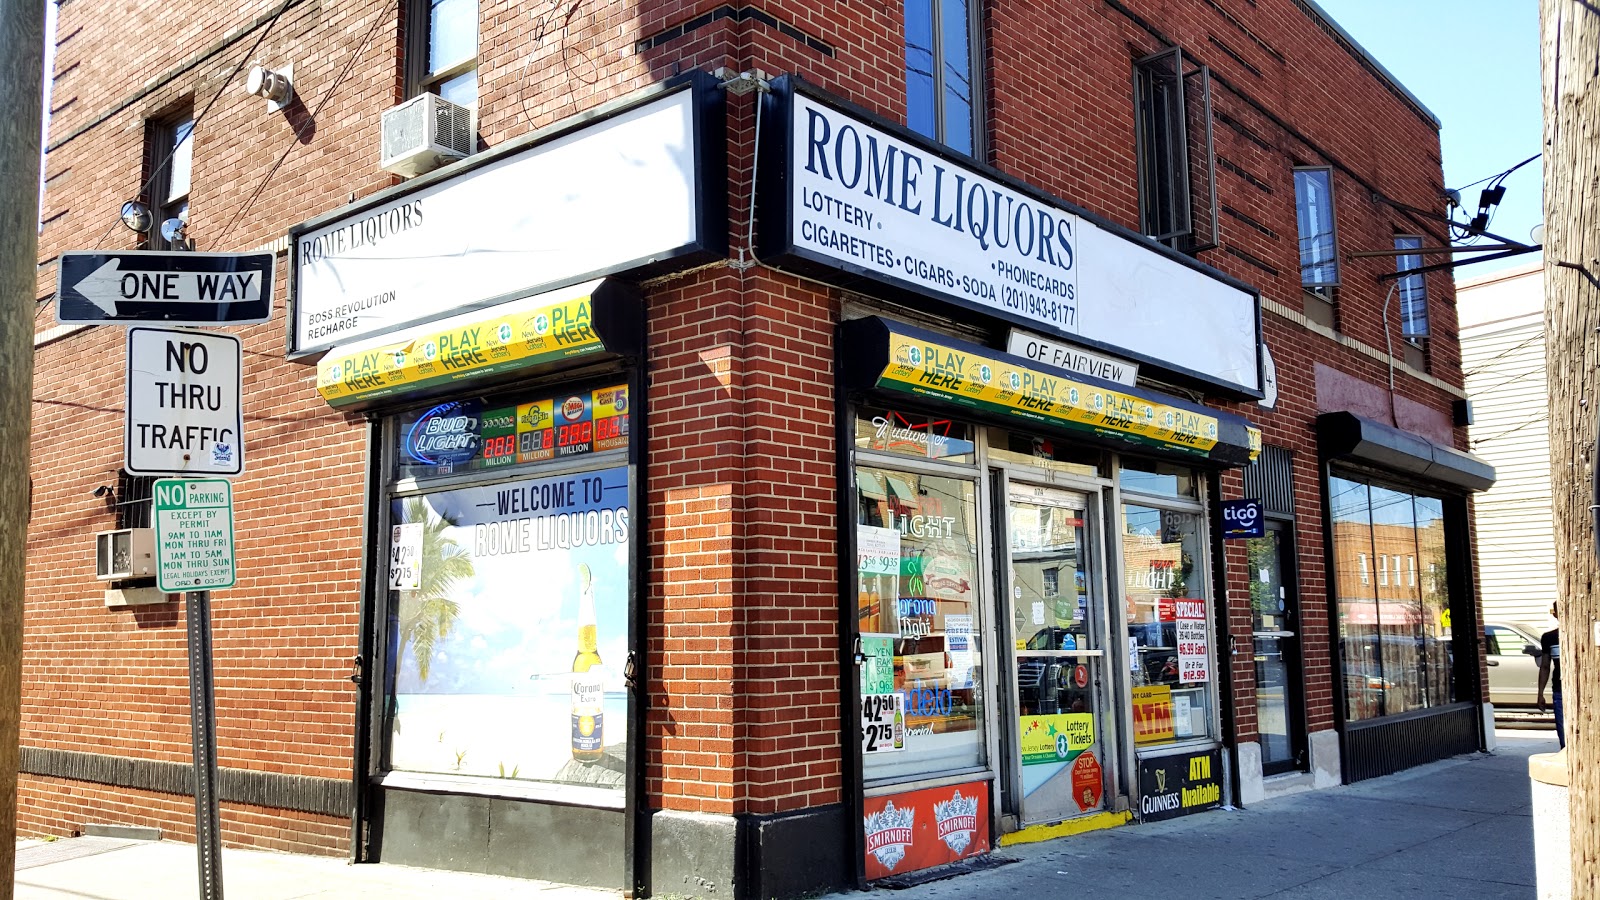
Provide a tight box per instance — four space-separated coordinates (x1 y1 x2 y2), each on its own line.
1005 483 1107 825
1247 520 1304 774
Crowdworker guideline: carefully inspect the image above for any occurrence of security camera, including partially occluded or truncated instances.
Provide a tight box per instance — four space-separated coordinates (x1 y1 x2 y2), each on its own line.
92 485 113 500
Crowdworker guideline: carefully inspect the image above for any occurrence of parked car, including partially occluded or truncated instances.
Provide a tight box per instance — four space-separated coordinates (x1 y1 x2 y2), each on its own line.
1485 621 1544 708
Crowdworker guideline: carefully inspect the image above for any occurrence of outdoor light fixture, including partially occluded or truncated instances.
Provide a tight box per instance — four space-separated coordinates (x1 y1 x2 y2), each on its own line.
119 199 153 233
245 64 293 112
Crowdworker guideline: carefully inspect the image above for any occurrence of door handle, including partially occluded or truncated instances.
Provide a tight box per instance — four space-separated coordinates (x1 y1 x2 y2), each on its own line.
1486 659 1499 667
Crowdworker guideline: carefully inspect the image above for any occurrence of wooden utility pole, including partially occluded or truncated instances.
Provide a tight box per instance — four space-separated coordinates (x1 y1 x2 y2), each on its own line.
0 0 44 894
1542 0 1600 895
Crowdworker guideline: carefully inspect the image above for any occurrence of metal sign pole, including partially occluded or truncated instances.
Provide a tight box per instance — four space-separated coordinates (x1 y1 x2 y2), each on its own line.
185 589 224 900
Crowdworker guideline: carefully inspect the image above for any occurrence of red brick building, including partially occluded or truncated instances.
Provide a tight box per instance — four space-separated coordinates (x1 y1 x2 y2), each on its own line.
27 0 1495 895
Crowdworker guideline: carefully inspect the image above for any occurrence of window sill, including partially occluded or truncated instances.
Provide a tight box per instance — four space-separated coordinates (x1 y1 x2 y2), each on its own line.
378 769 625 809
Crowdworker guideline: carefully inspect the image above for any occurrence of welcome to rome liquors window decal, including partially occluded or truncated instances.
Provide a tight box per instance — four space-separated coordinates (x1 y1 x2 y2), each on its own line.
384 464 631 792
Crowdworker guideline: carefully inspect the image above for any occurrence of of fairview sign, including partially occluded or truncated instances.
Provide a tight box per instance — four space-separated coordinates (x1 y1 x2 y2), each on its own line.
154 478 236 592
55 251 274 326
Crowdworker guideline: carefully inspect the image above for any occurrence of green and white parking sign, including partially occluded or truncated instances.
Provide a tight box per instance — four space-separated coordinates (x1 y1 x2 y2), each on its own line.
154 478 236 592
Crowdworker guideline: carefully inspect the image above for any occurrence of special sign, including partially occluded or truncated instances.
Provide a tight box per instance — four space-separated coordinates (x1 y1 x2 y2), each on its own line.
125 327 244 477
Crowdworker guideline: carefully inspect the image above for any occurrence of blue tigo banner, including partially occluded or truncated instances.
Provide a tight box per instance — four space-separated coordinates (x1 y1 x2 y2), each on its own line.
1220 498 1265 540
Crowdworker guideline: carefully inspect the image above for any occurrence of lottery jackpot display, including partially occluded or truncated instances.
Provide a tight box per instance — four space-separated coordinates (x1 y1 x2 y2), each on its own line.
397 383 630 479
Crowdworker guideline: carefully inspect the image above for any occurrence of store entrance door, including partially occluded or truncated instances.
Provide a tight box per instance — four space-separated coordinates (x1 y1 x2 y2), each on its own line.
1003 482 1109 825
1248 519 1305 774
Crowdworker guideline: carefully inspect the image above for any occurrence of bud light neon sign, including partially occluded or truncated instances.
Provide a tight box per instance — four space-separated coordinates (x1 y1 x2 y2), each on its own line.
406 400 482 466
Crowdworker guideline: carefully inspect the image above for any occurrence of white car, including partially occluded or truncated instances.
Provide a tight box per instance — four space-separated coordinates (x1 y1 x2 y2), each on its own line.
1485 621 1545 708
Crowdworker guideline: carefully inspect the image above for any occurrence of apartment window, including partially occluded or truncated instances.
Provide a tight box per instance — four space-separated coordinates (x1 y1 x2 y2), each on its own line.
1294 167 1339 287
409 0 478 109
1395 235 1428 338
145 116 193 250
112 471 157 530
904 0 980 156
1377 554 1387 586
1358 553 1368 585
1133 48 1217 252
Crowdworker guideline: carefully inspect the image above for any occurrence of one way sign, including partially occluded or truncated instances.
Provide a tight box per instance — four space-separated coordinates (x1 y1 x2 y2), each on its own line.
55 250 274 326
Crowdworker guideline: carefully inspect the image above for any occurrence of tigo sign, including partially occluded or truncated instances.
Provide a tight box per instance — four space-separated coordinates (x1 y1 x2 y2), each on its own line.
1220 498 1264 540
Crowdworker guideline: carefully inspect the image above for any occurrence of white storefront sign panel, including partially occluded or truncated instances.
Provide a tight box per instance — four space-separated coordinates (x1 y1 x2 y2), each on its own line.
773 87 1261 395
293 87 703 354
125 327 244 477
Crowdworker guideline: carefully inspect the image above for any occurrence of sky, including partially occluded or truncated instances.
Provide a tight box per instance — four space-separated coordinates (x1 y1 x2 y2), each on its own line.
1313 0 1544 276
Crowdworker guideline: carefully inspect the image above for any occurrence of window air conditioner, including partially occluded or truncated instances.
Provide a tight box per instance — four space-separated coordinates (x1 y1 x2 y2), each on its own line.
380 93 474 177
95 528 156 580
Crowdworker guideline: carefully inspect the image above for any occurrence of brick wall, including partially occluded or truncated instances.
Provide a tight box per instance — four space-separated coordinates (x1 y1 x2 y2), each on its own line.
29 0 1469 853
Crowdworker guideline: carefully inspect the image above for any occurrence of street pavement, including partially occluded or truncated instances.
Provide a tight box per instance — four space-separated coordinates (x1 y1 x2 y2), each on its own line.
12 727 1553 899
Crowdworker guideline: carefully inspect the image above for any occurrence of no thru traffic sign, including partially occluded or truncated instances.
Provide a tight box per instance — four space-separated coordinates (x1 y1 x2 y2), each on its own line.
126 327 244 477
154 479 236 593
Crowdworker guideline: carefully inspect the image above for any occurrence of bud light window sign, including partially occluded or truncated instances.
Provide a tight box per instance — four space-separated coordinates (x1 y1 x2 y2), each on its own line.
405 399 483 474
1220 498 1264 540
384 465 631 791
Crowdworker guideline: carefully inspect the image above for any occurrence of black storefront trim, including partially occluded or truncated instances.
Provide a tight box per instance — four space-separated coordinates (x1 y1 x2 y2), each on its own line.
840 316 1257 467
1316 412 1495 492
21 746 350 817
1341 702 1480 782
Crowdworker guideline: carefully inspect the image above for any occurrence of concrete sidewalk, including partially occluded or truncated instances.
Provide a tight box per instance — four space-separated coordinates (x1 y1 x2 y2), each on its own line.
14 837 619 899
13 728 1552 899
839 727 1552 900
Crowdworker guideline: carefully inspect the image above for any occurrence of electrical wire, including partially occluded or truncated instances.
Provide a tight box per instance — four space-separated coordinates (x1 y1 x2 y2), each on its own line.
211 0 388 248
88 0 298 252
1451 152 1541 244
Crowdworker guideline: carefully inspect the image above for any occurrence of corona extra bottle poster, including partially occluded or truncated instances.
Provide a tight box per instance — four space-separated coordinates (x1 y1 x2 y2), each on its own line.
385 465 631 789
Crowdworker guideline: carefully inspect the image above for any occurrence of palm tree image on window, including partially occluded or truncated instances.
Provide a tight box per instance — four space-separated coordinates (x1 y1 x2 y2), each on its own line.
384 466 632 788
396 496 474 684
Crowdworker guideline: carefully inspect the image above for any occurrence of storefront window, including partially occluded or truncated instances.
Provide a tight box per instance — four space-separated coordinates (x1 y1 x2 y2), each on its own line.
987 429 1103 477
1122 504 1214 745
1119 459 1197 499
1330 474 1456 721
394 383 630 481
384 459 631 793
856 465 984 781
855 408 976 464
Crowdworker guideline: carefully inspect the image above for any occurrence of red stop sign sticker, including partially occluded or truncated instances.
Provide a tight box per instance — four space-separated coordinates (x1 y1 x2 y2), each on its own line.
1073 750 1104 812
1073 664 1090 688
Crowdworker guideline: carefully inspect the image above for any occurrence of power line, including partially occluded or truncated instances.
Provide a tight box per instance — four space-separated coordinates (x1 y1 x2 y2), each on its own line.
87 0 297 252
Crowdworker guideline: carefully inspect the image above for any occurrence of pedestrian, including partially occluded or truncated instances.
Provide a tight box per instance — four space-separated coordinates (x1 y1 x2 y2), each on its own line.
1537 602 1564 749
